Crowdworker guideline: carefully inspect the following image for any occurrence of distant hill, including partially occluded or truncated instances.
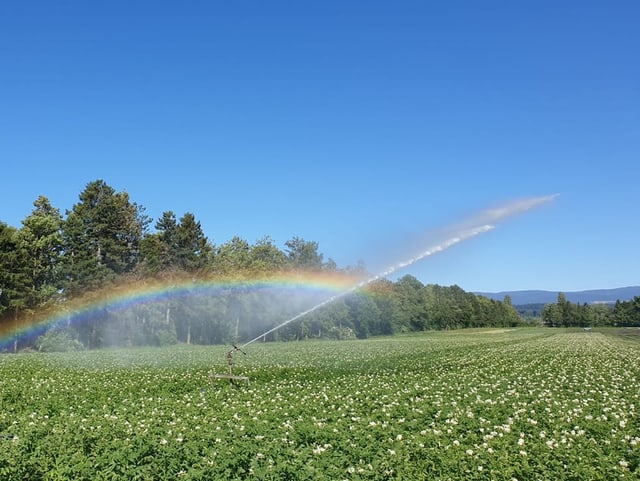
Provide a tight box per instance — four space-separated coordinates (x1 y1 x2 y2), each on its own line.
475 286 640 305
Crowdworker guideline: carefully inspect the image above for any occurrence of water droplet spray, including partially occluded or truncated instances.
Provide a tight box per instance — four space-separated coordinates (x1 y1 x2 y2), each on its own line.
240 194 558 348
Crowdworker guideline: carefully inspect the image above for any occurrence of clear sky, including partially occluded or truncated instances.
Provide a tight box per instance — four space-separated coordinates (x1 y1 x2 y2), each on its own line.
1 1 638 293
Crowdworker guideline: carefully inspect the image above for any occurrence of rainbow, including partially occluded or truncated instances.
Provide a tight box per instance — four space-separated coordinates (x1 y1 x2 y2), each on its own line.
1 194 559 351
0 271 364 350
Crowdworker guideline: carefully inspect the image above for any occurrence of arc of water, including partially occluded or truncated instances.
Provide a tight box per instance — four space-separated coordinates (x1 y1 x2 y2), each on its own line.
240 194 558 348
240 223 494 348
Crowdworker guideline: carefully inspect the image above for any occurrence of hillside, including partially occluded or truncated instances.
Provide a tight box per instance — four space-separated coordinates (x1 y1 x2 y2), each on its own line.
476 286 640 305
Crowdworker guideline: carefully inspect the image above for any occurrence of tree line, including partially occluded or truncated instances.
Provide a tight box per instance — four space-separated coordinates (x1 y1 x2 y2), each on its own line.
542 292 640 328
1 180 522 351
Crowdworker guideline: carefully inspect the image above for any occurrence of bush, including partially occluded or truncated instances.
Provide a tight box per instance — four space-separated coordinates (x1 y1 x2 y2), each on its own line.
36 330 85 352
155 330 178 347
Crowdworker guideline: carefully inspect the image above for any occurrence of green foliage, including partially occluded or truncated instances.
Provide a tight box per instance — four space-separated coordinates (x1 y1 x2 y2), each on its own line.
541 293 639 328
61 180 149 294
613 296 640 327
155 329 178 347
175 212 212 271
15 196 64 309
285 237 324 271
1 331 639 480
0 222 20 318
248 236 287 274
35 329 84 352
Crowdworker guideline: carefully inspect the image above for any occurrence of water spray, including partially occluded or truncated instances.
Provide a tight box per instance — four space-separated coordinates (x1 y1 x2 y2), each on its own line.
239 224 494 348
240 194 557 348
212 194 557 383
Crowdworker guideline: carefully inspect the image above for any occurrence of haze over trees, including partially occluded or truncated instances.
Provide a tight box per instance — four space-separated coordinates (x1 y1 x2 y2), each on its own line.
1 180 637 352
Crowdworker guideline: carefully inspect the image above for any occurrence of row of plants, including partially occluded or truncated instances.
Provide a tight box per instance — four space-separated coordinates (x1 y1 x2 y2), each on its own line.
0 328 638 479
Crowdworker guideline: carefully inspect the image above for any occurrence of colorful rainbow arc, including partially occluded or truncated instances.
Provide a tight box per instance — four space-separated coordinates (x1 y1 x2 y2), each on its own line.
0 272 360 350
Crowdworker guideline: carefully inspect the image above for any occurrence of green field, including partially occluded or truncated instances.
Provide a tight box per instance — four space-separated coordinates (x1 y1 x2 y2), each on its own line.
1 329 638 480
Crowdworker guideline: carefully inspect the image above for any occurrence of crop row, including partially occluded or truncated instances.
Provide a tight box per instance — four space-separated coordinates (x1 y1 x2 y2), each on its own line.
0 329 638 480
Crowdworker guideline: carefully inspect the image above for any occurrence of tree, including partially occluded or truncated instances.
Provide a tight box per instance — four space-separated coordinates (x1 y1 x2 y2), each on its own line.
0 222 19 319
542 302 561 327
285 237 323 271
62 180 149 294
503 294 513 308
613 296 640 327
248 236 287 274
14 196 64 308
345 292 381 339
140 211 178 274
140 211 179 273
214 236 251 275
448 285 475 328
591 303 613 327
140 211 212 274
139 233 167 274
428 284 459 330
556 292 574 327
175 212 212 272
0 222 31 351
392 275 428 331
366 279 396 335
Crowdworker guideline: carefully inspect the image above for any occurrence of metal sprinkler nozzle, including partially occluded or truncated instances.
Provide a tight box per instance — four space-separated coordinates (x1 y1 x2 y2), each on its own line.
212 345 250 386
232 344 247 355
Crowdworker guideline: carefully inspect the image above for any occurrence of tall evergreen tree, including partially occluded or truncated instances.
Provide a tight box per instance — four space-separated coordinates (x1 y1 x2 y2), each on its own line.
61 180 149 295
140 211 180 273
14 196 64 308
0 222 30 351
0 223 21 318
542 302 561 327
175 212 212 271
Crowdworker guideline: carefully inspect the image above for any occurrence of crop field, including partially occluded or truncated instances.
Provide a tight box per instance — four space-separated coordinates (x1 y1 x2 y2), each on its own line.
1 329 638 480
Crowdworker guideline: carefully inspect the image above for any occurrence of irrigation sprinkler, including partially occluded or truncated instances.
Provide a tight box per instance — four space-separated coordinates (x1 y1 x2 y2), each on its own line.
211 344 250 386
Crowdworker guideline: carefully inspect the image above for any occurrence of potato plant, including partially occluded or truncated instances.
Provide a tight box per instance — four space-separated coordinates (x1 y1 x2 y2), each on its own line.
0 329 638 480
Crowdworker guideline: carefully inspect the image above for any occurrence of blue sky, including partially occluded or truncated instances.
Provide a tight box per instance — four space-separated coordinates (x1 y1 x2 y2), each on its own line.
1 1 638 293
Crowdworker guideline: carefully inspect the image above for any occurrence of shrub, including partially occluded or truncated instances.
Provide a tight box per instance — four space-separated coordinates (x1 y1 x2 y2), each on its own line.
36 329 84 352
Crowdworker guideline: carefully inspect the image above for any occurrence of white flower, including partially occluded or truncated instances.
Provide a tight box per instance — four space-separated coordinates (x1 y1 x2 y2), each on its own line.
313 445 326 455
